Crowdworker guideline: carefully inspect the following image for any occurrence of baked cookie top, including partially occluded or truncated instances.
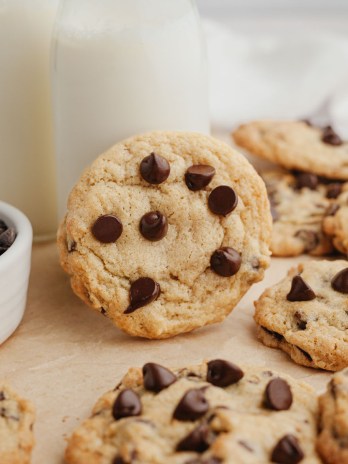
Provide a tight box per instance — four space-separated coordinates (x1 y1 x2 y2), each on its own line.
255 260 348 371
317 368 348 464
233 120 348 180
0 384 35 464
323 183 348 255
65 360 320 464
57 131 271 339
263 170 334 257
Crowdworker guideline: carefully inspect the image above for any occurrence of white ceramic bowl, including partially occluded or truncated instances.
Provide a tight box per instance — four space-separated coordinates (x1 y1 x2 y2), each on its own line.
0 201 32 344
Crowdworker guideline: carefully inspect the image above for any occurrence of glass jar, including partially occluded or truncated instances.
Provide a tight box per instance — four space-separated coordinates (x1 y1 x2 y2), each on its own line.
52 0 210 219
0 0 59 240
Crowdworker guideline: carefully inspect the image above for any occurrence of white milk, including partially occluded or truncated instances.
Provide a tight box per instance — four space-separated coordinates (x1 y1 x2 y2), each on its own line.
0 0 59 240
52 0 210 219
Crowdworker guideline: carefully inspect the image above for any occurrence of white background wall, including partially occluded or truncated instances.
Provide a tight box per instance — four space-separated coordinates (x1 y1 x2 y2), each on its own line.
196 0 348 37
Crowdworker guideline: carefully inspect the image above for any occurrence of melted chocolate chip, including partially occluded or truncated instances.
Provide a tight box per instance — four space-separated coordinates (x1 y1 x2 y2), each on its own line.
139 211 168 241
287 276 316 302
207 359 244 387
140 153 170 184
295 173 318 190
294 230 319 252
177 424 213 452
210 247 241 277
92 215 123 243
262 326 284 342
0 228 16 248
112 389 142 420
327 183 343 199
322 126 343 146
185 165 216 191
142 363 177 392
331 268 348 294
264 378 293 411
125 278 160 314
208 186 238 216
173 389 209 421
271 435 304 464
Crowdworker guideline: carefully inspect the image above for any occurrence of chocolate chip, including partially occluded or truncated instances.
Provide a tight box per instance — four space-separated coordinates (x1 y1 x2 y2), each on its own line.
185 165 216 191
0 392 5 401
210 248 241 277
92 215 123 243
124 278 160 314
322 125 343 146
208 186 238 216
264 378 293 411
177 424 213 452
295 173 318 190
113 457 126 464
140 153 170 184
207 359 244 387
142 363 177 392
294 311 307 330
287 276 316 302
112 389 142 420
326 204 340 216
139 211 168 241
67 240 76 252
100 307 107 316
173 389 209 421
271 435 304 463
0 228 16 248
331 268 348 294
294 230 319 252
327 183 343 199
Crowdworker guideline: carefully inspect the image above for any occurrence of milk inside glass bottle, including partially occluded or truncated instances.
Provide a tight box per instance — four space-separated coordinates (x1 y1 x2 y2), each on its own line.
52 0 210 219
0 0 59 239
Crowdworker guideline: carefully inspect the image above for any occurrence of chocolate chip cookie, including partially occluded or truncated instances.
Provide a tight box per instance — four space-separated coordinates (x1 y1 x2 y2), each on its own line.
65 360 320 464
263 169 334 256
317 368 348 463
57 131 271 339
255 260 348 371
323 183 348 255
233 120 348 180
0 384 35 464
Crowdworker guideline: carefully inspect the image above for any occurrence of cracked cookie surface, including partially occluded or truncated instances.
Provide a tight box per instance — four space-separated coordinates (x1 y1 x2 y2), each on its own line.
255 260 348 371
317 368 348 463
57 131 271 339
233 120 348 180
65 360 320 464
263 170 334 256
0 384 35 464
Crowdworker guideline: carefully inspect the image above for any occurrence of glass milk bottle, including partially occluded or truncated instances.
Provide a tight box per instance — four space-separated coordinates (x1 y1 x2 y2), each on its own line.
52 0 210 219
0 0 59 240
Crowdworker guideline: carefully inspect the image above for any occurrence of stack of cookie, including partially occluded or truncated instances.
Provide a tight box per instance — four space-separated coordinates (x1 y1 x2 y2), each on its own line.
232 121 348 373
233 120 348 257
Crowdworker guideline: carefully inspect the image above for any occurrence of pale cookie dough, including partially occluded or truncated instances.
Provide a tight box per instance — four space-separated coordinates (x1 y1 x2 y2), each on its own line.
255 260 348 371
263 170 334 256
317 368 348 463
323 183 348 255
65 360 320 464
57 131 271 339
0 384 35 464
233 120 348 180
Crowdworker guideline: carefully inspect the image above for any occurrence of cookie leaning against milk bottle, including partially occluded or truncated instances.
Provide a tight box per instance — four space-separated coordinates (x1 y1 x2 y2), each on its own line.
57 131 271 338
65 360 320 464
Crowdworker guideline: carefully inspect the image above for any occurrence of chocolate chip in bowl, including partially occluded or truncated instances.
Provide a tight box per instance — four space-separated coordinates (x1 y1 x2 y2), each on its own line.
0 201 32 344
